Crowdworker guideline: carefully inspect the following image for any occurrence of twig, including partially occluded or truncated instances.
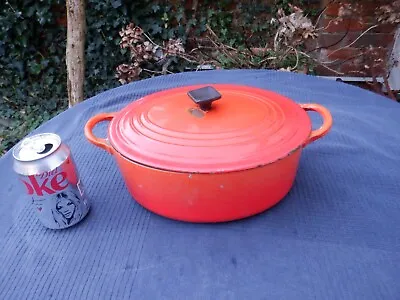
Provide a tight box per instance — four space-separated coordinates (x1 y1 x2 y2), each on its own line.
206 25 240 53
299 50 345 75
273 29 280 52
383 75 397 100
205 34 248 68
259 56 278 63
242 27 257 55
371 74 385 95
100 30 107 42
317 58 341 65
320 52 364 66
288 46 299 71
6 2 16 13
327 25 378 58
259 55 278 68
37 51 45 60
192 43 224 65
314 0 337 27
316 18 338 32
178 53 201 64
142 68 173 75
188 47 200 54
2 96 20 109
161 58 173 74
276 48 292 65
142 31 162 48
307 24 350 53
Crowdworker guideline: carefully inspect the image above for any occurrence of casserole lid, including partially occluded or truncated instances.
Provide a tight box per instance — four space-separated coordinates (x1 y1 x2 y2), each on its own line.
108 84 312 173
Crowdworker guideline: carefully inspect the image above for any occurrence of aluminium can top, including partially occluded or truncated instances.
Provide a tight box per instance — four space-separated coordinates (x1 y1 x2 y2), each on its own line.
12 133 62 162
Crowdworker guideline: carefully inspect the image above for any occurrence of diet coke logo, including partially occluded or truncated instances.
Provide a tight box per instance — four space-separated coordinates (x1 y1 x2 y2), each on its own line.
21 167 69 196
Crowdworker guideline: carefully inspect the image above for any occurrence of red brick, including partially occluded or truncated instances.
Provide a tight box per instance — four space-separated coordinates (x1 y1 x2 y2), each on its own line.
314 64 342 76
316 33 349 49
359 2 381 16
363 47 390 66
339 60 385 76
346 33 394 47
326 47 363 60
304 38 318 52
317 33 394 50
323 0 391 18
322 17 371 33
339 61 368 76
371 23 398 34
325 2 340 17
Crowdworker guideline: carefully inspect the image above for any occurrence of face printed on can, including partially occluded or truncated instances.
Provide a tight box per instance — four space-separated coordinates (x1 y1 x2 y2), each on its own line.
56 195 76 219
52 191 83 226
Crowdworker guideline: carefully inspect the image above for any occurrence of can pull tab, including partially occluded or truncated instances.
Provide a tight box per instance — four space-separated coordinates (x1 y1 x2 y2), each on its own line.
23 139 53 155
187 86 222 111
37 143 53 154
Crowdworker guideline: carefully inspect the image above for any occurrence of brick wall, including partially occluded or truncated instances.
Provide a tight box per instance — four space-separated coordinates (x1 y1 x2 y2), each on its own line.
315 0 398 77
55 0 397 78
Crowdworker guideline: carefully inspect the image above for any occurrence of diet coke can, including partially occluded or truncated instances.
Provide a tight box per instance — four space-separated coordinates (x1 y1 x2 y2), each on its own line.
12 133 90 229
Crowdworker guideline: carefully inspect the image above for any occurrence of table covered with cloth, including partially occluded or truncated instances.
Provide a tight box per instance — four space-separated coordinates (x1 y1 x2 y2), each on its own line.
0 69 399 299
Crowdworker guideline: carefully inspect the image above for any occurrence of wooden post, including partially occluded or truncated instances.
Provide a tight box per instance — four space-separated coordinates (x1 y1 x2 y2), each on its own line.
66 0 86 107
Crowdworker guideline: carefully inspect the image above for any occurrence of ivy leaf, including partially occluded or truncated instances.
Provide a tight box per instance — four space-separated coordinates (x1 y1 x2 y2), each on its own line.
19 35 27 48
12 61 24 74
176 7 184 22
40 59 49 69
26 6 36 17
151 4 160 13
149 23 162 35
111 0 122 8
44 75 54 86
167 28 176 39
176 26 185 37
28 61 42 75
113 19 121 28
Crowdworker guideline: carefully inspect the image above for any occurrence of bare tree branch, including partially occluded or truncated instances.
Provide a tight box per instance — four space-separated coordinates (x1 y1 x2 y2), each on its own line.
66 0 86 107
327 25 379 59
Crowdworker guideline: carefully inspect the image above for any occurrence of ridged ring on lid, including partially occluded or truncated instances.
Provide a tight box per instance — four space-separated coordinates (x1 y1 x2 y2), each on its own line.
108 84 312 173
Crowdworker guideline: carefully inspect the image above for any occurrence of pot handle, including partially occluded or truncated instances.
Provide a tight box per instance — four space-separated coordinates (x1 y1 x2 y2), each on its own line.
84 112 115 154
300 104 333 146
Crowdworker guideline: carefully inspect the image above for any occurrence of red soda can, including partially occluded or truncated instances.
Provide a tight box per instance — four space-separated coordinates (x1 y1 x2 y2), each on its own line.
12 133 90 229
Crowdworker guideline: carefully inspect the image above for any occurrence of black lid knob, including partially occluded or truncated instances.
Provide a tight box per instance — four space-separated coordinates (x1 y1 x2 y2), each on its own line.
187 86 221 111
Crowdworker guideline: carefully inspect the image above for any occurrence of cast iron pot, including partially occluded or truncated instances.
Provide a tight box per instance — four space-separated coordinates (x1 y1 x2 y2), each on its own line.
84 84 332 222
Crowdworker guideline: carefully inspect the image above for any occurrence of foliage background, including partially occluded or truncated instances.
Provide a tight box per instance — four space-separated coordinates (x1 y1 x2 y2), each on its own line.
2 0 393 154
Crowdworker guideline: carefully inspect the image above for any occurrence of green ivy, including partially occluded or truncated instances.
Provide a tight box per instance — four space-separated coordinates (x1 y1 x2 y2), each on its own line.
0 0 319 154
0 0 67 153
